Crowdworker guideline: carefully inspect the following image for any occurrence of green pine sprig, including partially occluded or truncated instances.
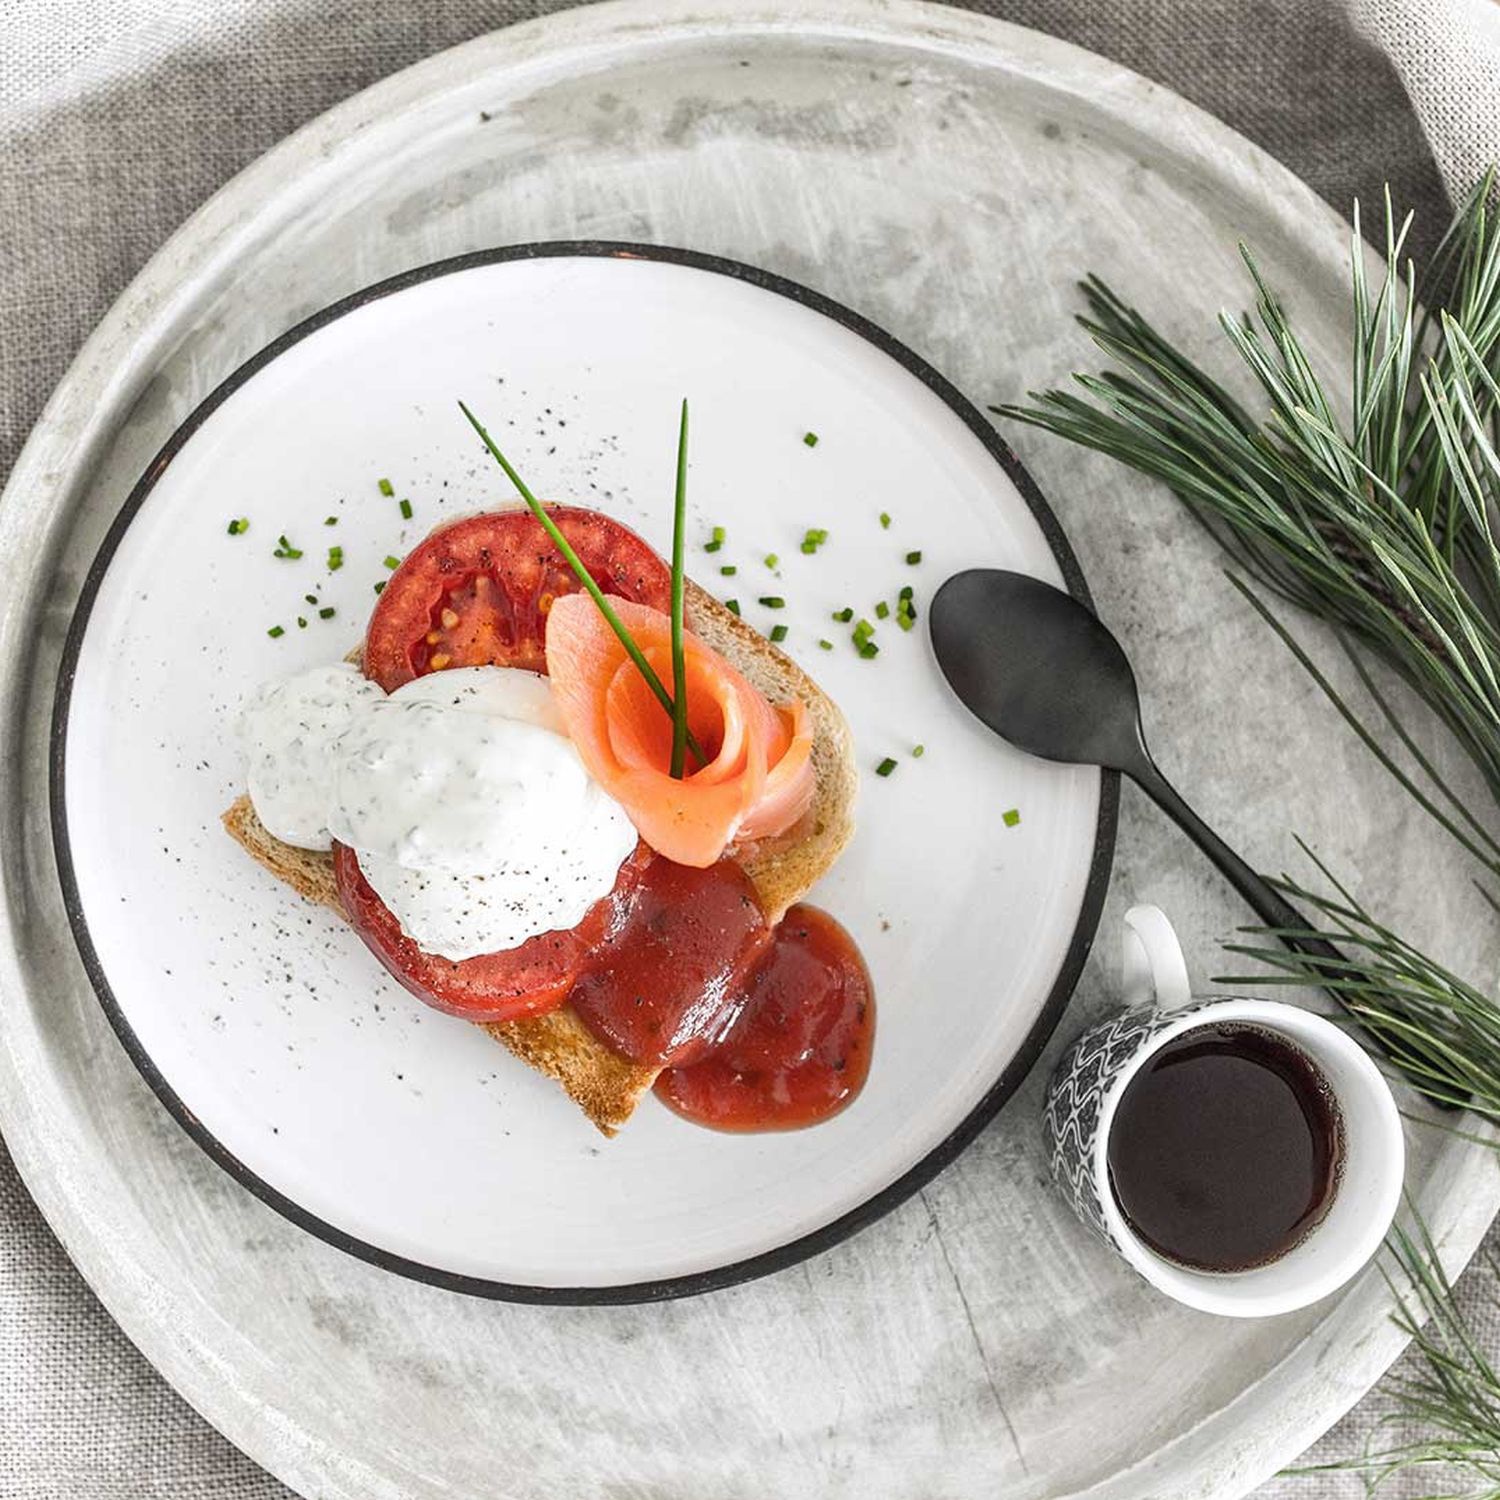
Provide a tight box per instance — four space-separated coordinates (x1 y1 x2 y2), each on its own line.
1285 1214 1500 1497
997 171 1500 840
998 170 1500 1004
998 172 1500 1476
1216 840 1500 1127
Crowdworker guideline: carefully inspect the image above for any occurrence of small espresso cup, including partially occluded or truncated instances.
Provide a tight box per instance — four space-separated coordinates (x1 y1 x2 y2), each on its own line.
1043 905 1403 1317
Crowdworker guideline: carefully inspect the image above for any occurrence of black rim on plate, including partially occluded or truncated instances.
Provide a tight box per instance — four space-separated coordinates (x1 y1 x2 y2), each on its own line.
51 242 1119 1305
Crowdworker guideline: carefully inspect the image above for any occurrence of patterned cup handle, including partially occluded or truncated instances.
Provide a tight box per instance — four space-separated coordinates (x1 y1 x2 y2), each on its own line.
1043 905 1203 1245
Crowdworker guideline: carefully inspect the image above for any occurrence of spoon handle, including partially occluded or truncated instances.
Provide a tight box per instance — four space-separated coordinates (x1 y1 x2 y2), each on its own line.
1131 747 1468 1110
1129 755 1346 969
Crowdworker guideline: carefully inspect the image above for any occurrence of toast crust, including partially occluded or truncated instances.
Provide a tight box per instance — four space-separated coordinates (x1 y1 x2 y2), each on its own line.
222 584 857 1136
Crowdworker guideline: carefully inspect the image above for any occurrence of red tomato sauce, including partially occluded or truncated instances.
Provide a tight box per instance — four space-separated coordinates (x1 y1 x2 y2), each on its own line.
345 837 875 1132
563 854 875 1131
653 904 875 1132
567 856 770 1068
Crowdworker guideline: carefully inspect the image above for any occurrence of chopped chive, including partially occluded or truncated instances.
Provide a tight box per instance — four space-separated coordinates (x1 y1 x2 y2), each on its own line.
879 511 892 529
832 606 854 623
399 498 413 520
725 598 740 615
377 477 394 497
383 555 401 570
912 744 925 758
803 431 819 447
459 400 708 764
800 528 829 555
899 585 913 600
304 593 318 606
297 616 308 629
1002 808 1021 828
896 587 918 631
324 515 338 526
759 595 785 609
906 550 922 565
720 564 738 576
858 641 880 659
876 757 897 777
852 618 875 646
704 525 726 553
373 580 386 594
764 553 779 569
227 517 249 536
266 624 284 638
273 534 303 559
875 601 890 619
318 606 336 620
770 623 788 643
327 546 344 571
818 638 833 650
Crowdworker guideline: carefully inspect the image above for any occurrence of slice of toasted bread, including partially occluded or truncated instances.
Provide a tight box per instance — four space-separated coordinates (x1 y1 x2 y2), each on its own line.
222 581 857 1135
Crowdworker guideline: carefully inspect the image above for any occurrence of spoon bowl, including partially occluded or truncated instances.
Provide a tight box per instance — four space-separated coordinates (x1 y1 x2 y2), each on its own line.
929 566 1346 977
930 569 1147 772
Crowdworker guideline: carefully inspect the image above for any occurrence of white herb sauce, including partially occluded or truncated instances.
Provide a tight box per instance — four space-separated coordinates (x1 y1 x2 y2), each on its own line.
240 664 635 959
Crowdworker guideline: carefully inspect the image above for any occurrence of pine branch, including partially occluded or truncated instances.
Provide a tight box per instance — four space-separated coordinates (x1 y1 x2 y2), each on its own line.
996 170 1500 825
1286 1215 1500 1497
1216 842 1500 1124
1000 173 1500 1482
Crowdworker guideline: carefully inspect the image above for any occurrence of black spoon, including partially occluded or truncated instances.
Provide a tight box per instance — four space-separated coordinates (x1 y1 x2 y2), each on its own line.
929 567 1344 973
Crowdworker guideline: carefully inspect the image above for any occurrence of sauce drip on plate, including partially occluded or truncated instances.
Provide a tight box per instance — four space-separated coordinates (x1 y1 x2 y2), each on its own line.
566 857 875 1130
655 904 874 1132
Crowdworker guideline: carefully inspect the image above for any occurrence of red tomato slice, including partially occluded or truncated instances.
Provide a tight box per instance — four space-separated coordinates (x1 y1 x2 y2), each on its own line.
364 506 672 690
333 841 651 1024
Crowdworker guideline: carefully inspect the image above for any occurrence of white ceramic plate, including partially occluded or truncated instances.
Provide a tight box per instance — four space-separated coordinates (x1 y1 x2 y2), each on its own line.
54 247 1112 1297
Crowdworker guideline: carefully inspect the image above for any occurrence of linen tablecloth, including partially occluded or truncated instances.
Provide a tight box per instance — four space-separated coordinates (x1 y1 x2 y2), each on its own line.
4 2 1498 1495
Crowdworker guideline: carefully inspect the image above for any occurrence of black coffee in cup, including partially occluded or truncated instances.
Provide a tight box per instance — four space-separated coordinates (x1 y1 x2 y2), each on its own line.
1106 1023 1345 1272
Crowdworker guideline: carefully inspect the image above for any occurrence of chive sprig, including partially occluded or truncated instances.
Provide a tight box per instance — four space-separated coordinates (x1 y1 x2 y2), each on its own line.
458 400 705 771
669 399 690 779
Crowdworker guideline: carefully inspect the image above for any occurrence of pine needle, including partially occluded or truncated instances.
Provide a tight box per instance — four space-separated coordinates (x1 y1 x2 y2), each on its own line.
998 170 1500 831
1286 1214 1500 1496
1001 172 1500 1476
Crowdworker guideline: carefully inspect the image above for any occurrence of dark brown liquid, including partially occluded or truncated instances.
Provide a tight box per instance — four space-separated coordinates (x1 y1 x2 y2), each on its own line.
1107 1025 1343 1272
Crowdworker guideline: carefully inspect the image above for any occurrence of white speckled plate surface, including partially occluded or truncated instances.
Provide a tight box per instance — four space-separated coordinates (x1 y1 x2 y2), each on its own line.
3 2 1498 1498
53 245 1110 1294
